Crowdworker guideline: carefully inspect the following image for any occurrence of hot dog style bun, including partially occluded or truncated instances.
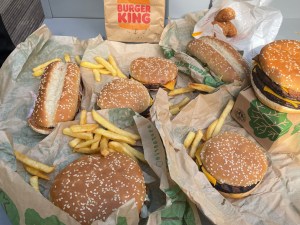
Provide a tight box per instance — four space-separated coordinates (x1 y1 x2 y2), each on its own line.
28 61 80 134
187 36 250 83
50 153 146 224
251 40 300 113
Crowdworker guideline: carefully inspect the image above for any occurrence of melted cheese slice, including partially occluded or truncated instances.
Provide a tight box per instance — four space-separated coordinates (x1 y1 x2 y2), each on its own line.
264 86 300 108
163 79 176 91
202 166 217 186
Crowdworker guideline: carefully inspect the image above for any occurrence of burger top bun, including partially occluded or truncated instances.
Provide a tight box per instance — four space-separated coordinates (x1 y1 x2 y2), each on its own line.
97 78 151 113
50 153 146 225
130 57 178 86
200 132 268 187
258 40 300 92
187 36 250 83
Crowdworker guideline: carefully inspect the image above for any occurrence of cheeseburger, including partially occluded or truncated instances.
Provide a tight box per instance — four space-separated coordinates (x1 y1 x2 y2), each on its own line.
28 61 80 134
251 40 300 113
97 78 152 114
187 36 250 83
130 57 178 90
50 153 146 225
198 132 268 198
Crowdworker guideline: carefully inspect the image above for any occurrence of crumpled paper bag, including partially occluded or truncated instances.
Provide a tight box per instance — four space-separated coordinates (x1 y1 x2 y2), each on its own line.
150 87 300 225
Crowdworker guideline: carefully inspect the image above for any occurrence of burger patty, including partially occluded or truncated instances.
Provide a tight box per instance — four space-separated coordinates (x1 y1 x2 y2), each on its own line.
200 166 258 194
252 65 300 109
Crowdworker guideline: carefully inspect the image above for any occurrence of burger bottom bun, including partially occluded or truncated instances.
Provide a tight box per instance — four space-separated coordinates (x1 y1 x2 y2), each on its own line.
250 74 300 114
218 181 262 199
28 118 52 135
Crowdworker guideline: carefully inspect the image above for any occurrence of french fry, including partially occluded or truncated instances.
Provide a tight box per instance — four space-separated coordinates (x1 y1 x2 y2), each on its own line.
93 69 101 82
32 58 61 72
63 128 93 140
204 119 219 141
24 165 50 180
70 124 99 133
94 128 136 145
94 56 117 76
30 176 40 192
97 69 111 75
212 99 234 137
80 110 87 125
170 107 180 115
64 53 71 63
183 131 196 149
108 55 127 78
188 83 215 93
14 151 55 173
99 137 110 157
169 97 190 110
92 110 140 140
108 141 137 162
189 130 203 158
73 147 100 154
75 139 99 149
122 143 146 163
69 138 82 148
80 61 104 69
195 144 204 166
75 55 81 65
168 87 194 96
91 134 101 150
32 69 44 77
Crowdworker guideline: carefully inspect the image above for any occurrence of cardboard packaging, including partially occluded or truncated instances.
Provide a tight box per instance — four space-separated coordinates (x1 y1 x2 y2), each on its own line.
231 87 300 150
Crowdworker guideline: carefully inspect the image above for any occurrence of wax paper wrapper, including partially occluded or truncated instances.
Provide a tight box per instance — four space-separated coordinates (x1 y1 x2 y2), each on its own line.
0 25 201 225
150 87 300 225
193 0 282 62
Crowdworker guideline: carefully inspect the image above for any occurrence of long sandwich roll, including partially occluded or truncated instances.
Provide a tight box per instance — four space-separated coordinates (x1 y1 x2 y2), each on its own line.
28 61 80 134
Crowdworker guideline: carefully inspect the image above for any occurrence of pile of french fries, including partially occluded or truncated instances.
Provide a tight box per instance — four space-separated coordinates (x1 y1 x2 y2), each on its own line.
63 109 146 163
14 151 55 192
80 55 127 82
32 53 79 77
183 99 234 159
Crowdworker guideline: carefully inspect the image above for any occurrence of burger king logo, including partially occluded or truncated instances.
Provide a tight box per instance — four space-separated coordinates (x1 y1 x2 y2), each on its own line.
117 0 151 30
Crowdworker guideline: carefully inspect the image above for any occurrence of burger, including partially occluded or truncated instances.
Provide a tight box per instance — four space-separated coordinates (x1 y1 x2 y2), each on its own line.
28 61 80 134
187 36 250 83
97 78 152 114
50 153 146 225
197 132 268 198
130 57 178 90
250 40 300 113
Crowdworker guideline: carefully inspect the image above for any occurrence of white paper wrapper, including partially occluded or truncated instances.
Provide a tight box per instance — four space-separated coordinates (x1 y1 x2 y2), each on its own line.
193 0 282 62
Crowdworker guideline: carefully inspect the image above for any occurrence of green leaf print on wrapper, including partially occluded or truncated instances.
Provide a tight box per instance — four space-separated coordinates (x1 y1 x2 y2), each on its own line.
291 123 300 135
116 216 128 225
108 108 135 129
0 189 20 225
25 208 65 225
248 99 292 141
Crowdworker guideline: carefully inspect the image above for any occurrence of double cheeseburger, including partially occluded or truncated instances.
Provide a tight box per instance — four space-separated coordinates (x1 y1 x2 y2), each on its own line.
197 132 268 198
50 153 146 225
130 57 178 90
97 78 152 114
251 40 300 113
28 61 80 134
187 36 250 83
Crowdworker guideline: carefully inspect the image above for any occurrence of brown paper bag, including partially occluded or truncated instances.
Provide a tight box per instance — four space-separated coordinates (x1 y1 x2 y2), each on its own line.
104 0 165 43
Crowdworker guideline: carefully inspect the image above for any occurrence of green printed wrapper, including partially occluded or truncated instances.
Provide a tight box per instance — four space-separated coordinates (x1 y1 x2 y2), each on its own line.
151 88 300 225
0 25 201 225
231 87 300 152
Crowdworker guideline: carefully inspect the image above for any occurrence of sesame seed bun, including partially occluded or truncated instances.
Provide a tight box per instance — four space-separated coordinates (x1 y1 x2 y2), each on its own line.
200 132 268 198
97 78 151 114
251 40 300 113
187 36 250 83
28 61 80 134
130 57 178 89
50 153 146 224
